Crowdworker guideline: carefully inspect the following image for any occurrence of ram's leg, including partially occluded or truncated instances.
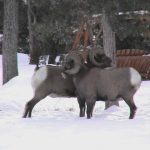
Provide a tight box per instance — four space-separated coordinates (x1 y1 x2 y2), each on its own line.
22 91 48 118
22 97 40 118
22 98 34 118
123 96 137 119
86 100 96 119
77 98 86 117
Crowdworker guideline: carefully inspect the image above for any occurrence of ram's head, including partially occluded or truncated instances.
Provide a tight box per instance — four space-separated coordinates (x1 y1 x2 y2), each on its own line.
86 48 112 68
63 51 84 75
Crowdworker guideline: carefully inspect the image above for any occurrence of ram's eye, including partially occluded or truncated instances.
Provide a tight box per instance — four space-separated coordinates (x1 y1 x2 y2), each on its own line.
69 59 74 65
64 59 74 70
68 59 74 69
94 54 103 62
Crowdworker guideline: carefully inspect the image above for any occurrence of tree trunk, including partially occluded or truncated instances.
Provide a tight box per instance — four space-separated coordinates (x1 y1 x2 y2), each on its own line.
2 0 18 84
102 10 119 109
29 36 40 64
102 11 116 66
27 0 33 63
27 0 38 64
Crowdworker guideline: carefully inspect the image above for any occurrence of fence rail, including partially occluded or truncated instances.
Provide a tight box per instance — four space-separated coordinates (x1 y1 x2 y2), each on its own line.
79 49 150 80
117 56 150 79
116 49 146 56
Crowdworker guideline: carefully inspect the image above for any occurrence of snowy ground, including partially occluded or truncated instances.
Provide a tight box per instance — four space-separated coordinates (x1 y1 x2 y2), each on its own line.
0 54 150 150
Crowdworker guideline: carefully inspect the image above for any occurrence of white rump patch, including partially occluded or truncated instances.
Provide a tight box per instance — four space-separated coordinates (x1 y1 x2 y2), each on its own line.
129 68 141 87
31 66 48 91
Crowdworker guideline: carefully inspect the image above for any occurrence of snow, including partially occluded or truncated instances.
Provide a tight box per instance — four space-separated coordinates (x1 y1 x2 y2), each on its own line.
0 53 150 150
0 55 2 86
118 10 150 15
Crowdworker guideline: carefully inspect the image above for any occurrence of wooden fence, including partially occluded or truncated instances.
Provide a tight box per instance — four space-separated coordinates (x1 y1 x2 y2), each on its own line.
117 56 150 79
79 49 150 80
116 49 146 56
116 49 150 80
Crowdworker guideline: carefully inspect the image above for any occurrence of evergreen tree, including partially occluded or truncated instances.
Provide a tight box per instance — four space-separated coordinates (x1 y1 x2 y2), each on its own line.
27 0 93 63
29 0 150 58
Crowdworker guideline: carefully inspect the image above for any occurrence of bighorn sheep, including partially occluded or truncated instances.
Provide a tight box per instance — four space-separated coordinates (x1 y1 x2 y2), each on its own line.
22 49 112 118
22 65 76 118
63 51 141 119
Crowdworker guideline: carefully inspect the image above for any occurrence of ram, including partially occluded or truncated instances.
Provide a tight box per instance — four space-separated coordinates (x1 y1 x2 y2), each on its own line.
22 49 112 118
63 51 141 119
22 65 76 118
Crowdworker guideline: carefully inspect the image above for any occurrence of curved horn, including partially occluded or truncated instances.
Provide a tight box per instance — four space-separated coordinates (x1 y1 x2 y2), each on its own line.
87 48 112 68
64 51 83 75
